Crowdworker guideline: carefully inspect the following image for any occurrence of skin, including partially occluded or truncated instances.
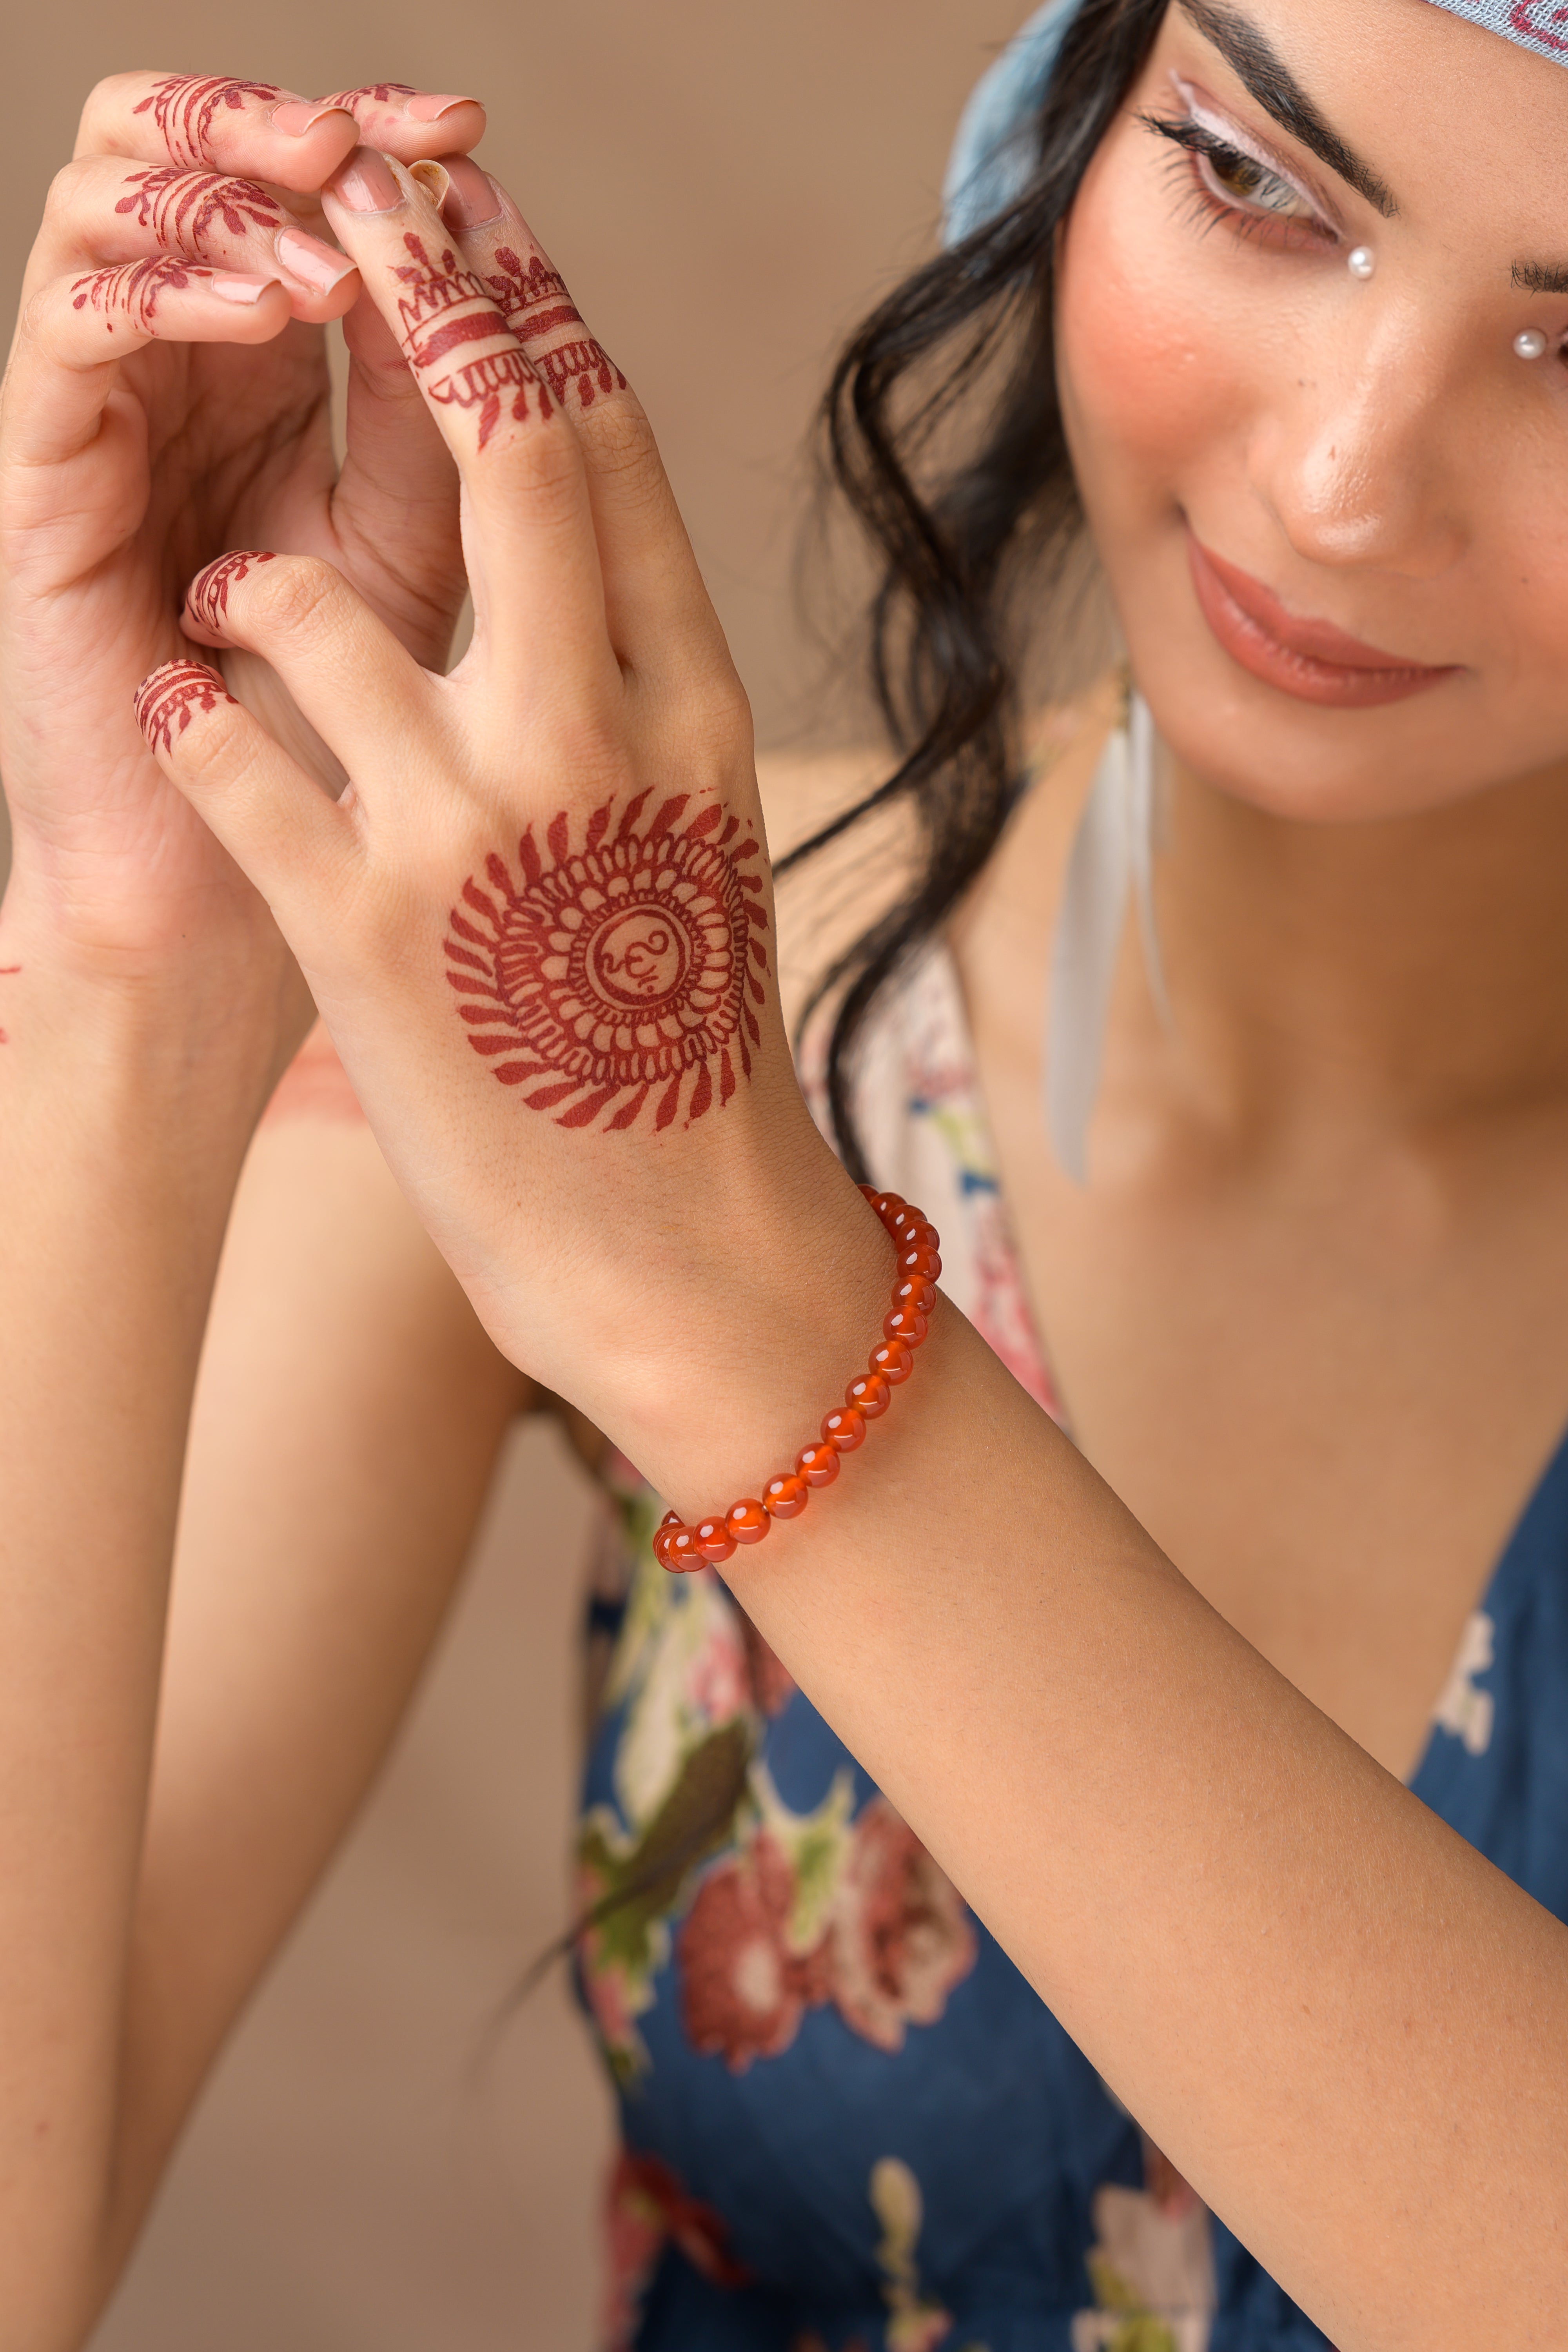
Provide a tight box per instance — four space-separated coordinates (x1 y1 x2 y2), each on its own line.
7 7 1568 2351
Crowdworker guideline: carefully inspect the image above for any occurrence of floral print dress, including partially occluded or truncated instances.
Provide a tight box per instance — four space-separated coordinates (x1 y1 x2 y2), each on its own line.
574 945 1565 2352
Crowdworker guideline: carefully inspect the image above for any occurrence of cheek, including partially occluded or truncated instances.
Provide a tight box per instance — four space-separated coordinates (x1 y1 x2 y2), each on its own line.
1054 139 1249 544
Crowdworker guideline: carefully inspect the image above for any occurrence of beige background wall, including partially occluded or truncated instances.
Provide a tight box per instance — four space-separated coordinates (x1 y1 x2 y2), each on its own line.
2 4 1023 2342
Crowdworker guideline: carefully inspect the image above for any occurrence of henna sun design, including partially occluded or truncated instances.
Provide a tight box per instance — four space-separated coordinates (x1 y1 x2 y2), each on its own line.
445 794 770 1134
484 247 627 412
187 549 276 633
132 77 283 169
134 661 238 755
395 233 550 449
116 166 284 251
71 256 204 332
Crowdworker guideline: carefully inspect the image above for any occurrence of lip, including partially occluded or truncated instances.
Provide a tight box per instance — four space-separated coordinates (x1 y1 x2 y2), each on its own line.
1187 534 1459 709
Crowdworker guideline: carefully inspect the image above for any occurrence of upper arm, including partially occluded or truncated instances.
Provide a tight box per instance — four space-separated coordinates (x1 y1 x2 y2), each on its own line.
110 1029 534 2242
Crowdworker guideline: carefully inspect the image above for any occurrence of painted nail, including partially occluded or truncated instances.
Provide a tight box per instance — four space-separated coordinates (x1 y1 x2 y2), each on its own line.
435 152 503 231
324 148 403 214
211 274 276 305
275 226 357 294
270 96 356 137
405 92 479 123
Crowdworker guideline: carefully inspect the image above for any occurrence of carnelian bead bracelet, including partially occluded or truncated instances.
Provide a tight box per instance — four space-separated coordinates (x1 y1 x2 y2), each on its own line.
652 1188 942 1573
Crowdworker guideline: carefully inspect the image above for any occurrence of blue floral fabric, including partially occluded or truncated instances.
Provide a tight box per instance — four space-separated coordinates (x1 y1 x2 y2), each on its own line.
573 947 1548 2352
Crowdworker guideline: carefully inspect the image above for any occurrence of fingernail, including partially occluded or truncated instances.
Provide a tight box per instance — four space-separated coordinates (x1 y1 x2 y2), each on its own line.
324 148 403 214
271 96 356 137
435 152 503 231
211 274 276 305
405 92 479 123
275 226 357 295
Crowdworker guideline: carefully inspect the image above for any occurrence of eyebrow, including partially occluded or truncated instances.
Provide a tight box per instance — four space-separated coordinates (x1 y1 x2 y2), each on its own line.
1177 0 1397 218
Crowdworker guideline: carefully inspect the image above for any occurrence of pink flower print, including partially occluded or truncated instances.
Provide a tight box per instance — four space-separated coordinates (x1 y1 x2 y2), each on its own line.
828 1800 977 2053
677 1830 831 2071
604 2148 752 2349
685 1606 751 1726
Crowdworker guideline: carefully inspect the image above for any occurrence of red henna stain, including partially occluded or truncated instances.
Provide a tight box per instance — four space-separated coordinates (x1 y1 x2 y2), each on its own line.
132 78 283 170
485 247 628 411
318 82 417 109
444 794 769 1134
395 232 546 449
133 661 239 754
71 256 204 333
187 549 277 633
116 166 284 252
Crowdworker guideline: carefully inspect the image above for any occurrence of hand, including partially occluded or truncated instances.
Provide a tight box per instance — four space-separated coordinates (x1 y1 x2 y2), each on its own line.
131 155 875 1430
0 74 485 1038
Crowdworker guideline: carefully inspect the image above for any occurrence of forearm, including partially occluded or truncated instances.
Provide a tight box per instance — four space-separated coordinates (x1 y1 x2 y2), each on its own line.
606 1183 1568 2352
0 905 269 2345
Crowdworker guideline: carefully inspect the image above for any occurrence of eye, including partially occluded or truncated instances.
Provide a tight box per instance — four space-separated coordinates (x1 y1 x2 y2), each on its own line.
1195 139 1315 224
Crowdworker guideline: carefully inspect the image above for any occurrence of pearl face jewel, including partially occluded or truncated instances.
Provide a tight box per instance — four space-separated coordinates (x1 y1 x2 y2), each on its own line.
1347 246 1376 280
1515 329 1550 361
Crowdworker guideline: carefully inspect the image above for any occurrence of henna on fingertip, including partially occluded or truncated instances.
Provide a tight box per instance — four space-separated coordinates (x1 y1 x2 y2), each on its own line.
69 258 274 331
183 550 279 641
132 661 239 756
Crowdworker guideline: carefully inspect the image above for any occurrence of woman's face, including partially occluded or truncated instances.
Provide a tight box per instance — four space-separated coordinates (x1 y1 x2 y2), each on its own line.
1057 0 1568 822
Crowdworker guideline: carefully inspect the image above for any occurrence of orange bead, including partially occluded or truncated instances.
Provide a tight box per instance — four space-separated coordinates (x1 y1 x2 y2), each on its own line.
764 1472 809 1519
796 1442 841 1487
884 1307 929 1348
893 1276 937 1317
662 1525 705 1573
694 1515 737 1564
726 1498 771 1546
886 1205 926 1243
897 1243 942 1283
846 1371 891 1419
869 1339 914 1385
870 1191 906 1224
822 1404 867 1453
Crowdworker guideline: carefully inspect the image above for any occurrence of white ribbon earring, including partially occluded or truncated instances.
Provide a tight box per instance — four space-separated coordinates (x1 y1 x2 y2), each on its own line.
1044 691 1165 1183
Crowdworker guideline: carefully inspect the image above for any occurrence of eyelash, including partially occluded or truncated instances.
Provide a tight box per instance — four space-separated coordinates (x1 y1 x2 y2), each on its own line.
1140 111 1337 254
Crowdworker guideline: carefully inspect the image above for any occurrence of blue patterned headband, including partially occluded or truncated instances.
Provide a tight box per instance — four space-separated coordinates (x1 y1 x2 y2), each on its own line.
944 0 1568 245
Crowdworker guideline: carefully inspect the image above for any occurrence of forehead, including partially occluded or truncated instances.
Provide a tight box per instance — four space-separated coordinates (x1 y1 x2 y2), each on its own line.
1427 0 1568 67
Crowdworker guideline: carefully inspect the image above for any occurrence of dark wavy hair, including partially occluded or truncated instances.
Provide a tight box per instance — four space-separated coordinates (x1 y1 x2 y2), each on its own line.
778 0 1169 1179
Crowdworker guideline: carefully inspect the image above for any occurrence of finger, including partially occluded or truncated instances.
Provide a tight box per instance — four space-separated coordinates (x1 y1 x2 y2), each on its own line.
132 657 354 927
76 71 360 191
179 550 439 780
4 265 290 469
420 159 724 679
321 153 614 703
25 156 358 321
313 84 487 165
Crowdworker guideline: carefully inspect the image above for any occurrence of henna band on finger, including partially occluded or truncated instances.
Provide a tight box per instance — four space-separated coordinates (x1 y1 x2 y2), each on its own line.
654 1192 942 1571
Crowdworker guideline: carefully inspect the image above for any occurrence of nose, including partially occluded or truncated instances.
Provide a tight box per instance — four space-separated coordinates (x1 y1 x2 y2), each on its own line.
1250 304 1468 583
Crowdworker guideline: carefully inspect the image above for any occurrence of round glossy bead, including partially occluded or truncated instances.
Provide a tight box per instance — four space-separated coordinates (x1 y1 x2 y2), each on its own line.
726 1497 771 1545
867 1189 906 1222
822 1404 867 1453
883 1307 929 1348
886 1205 927 1244
869 1338 915 1385
1347 245 1376 281
897 1243 942 1283
846 1371 891 1419
1516 328 1550 361
763 1472 809 1519
652 1524 681 1570
694 1516 738 1564
892 1276 938 1317
664 1525 705 1573
796 1441 842 1488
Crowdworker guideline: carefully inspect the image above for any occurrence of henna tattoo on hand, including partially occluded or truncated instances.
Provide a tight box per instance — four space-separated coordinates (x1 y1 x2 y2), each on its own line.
395 232 548 449
445 794 769 1134
318 82 416 109
133 661 239 754
484 247 628 411
132 78 283 170
187 549 276 633
116 166 284 252
71 257 207 332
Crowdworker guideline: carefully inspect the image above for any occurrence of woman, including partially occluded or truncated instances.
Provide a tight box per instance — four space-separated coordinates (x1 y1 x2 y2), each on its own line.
2 4 1566 2347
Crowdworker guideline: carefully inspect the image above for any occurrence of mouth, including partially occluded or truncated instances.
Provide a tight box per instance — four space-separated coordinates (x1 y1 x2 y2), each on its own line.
1187 534 1460 710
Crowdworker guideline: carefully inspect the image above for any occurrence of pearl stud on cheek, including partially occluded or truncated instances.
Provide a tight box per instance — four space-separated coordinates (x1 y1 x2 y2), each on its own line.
1515 329 1550 361
1347 246 1376 280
